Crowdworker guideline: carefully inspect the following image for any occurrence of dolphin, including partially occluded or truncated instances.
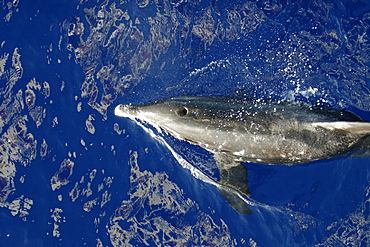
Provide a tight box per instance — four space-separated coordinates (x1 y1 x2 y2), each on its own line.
115 96 370 214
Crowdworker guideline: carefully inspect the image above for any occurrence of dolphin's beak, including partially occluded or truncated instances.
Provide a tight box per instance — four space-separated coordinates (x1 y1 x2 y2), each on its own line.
114 104 137 118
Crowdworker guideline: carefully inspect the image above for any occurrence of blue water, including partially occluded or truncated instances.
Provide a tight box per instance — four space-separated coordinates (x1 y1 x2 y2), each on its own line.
0 0 369 246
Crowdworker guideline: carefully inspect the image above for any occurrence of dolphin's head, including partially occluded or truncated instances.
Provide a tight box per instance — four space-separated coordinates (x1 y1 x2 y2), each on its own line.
115 97 205 122
114 96 216 140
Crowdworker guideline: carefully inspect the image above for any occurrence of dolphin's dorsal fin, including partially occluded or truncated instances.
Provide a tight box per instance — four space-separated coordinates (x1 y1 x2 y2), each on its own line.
312 122 370 135
214 152 252 214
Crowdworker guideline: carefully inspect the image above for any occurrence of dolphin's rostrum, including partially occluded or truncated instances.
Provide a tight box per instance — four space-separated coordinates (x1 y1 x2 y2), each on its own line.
115 96 370 214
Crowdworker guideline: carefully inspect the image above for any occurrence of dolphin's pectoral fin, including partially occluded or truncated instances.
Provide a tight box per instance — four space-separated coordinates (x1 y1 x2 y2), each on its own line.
218 163 250 197
214 152 250 197
214 152 252 214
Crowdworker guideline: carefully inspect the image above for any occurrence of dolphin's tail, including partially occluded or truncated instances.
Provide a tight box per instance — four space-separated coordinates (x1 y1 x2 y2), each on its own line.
312 121 370 159
348 135 370 159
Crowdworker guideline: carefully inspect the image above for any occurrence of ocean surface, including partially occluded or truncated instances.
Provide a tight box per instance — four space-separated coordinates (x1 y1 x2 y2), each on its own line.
0 0 369 246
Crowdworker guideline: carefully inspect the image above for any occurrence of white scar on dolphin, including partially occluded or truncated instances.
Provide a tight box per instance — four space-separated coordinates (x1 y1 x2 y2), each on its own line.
115 96 370 214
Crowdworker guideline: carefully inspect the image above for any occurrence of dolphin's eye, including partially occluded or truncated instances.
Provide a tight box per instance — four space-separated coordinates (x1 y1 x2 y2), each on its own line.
176 107 188 117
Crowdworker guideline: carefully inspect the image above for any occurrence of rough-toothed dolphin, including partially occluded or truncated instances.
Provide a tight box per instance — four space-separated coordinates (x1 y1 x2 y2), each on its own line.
115 96 370 214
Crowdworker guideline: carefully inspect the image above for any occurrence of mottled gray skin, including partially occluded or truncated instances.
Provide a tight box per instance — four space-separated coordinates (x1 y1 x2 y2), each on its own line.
115 96 370 214
115 96 370 165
